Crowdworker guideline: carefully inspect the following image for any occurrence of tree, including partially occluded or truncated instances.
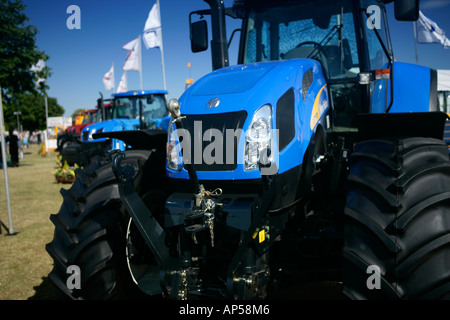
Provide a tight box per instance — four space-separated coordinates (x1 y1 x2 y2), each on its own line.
4 92 64 131
0 0 50 103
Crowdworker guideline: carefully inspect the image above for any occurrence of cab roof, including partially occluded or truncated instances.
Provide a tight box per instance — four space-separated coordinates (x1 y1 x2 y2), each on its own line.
114 90 168 98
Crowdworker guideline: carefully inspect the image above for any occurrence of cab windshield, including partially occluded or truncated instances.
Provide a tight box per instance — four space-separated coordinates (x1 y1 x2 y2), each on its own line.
81 111 97 125
242 0 359 80
91 110 102 123
112 94 168 129
241 0 393 128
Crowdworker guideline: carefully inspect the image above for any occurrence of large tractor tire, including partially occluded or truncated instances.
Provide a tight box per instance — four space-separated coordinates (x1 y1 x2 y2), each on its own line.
46 150 154 299
344 137 450 299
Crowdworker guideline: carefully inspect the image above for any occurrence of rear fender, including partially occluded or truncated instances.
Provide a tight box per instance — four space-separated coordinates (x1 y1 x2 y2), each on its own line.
392 62 437 112
373 62 438 114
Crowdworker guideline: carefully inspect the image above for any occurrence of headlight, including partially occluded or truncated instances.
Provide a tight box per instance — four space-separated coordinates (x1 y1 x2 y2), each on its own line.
166 119 183 171
87 128 103 141
244 105 273 171
87 128 96 141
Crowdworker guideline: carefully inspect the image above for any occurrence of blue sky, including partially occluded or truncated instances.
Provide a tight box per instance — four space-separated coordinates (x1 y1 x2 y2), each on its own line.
22 0 450 118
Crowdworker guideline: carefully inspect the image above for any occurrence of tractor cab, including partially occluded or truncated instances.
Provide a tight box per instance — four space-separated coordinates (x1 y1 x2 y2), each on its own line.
80 109 99 126
112 90 169 130
238 0 371 128
191 0 431 131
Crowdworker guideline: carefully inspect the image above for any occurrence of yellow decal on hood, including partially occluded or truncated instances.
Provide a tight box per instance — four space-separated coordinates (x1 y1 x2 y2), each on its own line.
310 84 328 131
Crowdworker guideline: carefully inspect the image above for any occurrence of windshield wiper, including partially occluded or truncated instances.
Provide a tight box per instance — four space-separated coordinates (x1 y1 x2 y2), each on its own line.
307 8 344 63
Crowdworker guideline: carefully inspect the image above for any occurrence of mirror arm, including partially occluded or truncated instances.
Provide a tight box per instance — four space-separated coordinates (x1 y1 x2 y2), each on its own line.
228 28 241 49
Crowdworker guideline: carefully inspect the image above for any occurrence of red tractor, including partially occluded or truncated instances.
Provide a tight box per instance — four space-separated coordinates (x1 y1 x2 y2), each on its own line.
57 99 112 164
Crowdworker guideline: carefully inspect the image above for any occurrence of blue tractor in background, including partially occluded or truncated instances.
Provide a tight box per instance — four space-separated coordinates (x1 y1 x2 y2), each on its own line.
47 0 450 300
62 89 170 166
82 89 170 151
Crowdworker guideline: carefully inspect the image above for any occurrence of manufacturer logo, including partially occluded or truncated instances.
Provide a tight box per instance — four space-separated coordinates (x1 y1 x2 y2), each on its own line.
207 98 220 109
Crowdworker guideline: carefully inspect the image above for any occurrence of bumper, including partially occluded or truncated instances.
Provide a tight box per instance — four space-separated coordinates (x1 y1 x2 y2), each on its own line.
165 164 303 231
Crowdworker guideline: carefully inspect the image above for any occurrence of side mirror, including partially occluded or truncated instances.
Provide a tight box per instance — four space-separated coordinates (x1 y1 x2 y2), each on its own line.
168 98 181 119
395 0 419 21
190 20 208 53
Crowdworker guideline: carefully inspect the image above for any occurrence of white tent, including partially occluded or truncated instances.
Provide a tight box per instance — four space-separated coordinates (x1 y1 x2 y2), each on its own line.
438 70 450 91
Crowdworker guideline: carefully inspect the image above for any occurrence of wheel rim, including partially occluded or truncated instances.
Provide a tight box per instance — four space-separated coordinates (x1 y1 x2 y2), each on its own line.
125 217 162 295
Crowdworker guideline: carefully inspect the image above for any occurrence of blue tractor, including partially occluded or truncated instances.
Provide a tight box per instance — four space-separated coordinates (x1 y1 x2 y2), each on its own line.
82 89 170 153
63 90 170 166
47 0 450 300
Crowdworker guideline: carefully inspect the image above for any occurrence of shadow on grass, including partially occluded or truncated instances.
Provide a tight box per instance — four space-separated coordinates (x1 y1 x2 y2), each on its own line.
28 276 62 300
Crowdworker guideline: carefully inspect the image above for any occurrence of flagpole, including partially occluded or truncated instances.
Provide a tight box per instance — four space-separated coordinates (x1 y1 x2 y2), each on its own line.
138 35 143 90
157 0 167 91
112 62 116 90
44 90 49 156
0 85 15 235
413 21 419 64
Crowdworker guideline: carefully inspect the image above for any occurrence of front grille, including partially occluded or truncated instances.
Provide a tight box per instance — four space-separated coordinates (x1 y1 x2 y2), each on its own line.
82 131 89 141
180 111 247 171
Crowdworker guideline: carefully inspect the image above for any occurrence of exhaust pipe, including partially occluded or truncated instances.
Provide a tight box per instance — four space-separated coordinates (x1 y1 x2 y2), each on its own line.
204 0 229 70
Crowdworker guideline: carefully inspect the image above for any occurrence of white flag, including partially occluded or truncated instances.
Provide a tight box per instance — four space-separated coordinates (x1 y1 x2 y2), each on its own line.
143 3 162 49
117 72 127 93
416 11 450 48
30 59 45 72
122 37 141 71
102 64 115 91
30 59 46 86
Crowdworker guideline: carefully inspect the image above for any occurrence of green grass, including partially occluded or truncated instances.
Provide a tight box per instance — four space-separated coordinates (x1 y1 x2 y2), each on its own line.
0 144 71 300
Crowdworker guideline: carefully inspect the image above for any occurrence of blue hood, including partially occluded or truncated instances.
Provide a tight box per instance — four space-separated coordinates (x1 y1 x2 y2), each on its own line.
85 118 139 132
169 58 328 181
178 59 324 116
82 118 139 142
